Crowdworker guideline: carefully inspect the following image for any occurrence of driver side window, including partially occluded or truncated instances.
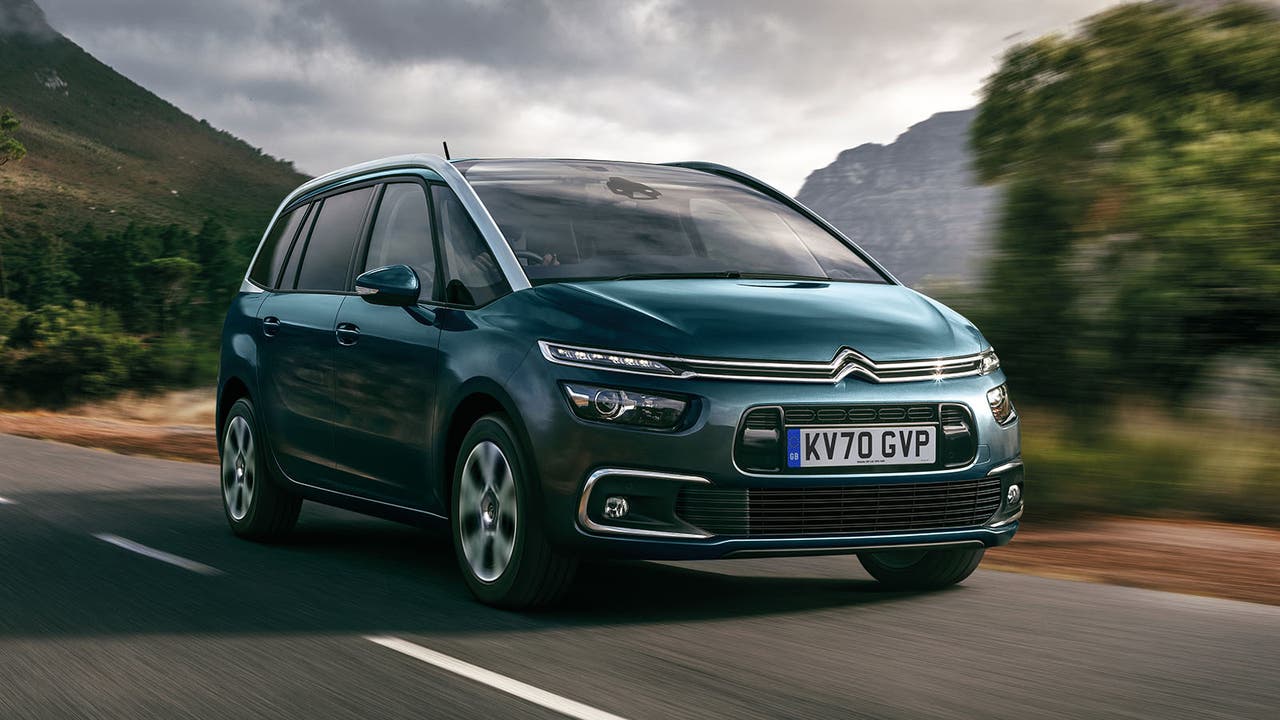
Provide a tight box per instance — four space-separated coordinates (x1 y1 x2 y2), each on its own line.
364 183 437 300
432 185 510 306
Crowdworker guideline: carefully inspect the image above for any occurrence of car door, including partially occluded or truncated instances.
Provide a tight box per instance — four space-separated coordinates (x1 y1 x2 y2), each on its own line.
329 181 444 505
257 184 377 487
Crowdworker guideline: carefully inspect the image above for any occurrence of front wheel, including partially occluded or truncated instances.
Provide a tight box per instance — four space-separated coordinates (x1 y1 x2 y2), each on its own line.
858 546 985 591
451 414 577 609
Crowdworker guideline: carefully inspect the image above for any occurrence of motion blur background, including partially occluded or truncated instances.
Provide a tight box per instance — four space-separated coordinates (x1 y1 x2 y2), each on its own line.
0 0 1277 531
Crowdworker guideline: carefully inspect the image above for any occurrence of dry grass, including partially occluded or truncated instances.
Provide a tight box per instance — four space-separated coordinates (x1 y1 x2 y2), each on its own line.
0 388 215 463
987 518 1280 606
59 388 215 427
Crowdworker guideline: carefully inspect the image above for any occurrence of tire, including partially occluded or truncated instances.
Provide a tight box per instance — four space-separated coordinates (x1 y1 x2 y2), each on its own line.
858 546 985 591
220 398 301 541
451 413 577 609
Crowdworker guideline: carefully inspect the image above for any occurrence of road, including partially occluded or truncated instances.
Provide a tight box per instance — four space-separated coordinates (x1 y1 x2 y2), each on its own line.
0 432 1276 720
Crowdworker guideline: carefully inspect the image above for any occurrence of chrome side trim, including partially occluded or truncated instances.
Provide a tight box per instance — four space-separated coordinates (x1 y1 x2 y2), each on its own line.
540 340 992 385
578 468 712 539
242 154 531 293
288 477 448 521
988 508 1023 528
988 459 1024 476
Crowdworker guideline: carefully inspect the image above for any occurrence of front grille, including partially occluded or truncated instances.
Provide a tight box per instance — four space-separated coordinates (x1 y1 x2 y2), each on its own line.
736 403 977 474
676 477 1002 537
784 404 938 425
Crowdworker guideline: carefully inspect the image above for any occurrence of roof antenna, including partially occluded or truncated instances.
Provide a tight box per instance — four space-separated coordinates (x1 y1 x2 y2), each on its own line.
442 140 451 160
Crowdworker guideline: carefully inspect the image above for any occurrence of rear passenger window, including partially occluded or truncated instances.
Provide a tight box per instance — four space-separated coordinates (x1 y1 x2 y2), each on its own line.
294 186 376 291
365 183 436 299
249 205 309 288
431 186 510 306
279 206 314 291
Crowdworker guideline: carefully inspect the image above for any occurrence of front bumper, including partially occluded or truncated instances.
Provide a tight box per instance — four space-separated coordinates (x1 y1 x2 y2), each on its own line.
505 353 1023 559
572 461 1022 559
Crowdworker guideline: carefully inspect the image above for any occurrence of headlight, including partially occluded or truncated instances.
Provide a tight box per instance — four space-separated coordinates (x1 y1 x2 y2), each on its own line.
979 349 1001 375
541 341 677 376
986 383 1016 425
562 383 689 430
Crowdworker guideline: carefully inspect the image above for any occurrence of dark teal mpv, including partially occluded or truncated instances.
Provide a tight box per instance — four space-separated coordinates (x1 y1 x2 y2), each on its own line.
216 154 1023 608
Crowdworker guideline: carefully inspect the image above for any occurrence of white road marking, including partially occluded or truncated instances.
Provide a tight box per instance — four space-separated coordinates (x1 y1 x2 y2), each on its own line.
93 534 223 576
366 636 629 720
0 496 15 505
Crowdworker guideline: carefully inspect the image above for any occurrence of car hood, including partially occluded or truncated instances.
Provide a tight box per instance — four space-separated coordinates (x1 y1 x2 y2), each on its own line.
529 279 987 362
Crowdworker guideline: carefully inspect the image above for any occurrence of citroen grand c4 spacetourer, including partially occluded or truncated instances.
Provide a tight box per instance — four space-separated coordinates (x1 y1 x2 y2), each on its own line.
217 155 1023 608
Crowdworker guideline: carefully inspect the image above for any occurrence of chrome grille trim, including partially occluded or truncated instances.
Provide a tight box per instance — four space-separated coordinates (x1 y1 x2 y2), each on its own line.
540 340 991 384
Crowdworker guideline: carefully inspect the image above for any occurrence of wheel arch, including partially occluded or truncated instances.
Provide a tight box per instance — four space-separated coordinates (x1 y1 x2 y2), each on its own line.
438 378 537 514
216 376 252 451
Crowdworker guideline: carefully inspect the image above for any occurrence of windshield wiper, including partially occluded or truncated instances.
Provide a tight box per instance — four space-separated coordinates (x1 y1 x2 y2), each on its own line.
609 271 742 281
608 271 829 282
611 269 839 280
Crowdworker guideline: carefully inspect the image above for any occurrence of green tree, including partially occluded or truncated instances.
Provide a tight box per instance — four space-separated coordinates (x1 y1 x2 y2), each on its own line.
1 301 144 405
142 256 201 334
0 109 24 168
2 227 78 308
193 219 240 313
71 223 150 330
0 109 29 300
971 1 1280 405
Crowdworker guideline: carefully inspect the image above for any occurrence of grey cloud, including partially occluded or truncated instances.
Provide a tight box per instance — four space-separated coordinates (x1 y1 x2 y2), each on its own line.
1 0 56 37
35 0 1120 191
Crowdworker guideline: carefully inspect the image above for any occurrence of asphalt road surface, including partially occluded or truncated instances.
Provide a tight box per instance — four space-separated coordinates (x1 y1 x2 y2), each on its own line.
1 432 1277 720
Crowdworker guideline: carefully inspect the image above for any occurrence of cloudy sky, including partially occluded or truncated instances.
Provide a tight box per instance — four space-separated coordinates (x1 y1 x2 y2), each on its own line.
38 0 1117 193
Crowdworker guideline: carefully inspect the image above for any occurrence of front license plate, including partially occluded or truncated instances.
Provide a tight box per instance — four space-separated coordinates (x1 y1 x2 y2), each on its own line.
786 425 937 468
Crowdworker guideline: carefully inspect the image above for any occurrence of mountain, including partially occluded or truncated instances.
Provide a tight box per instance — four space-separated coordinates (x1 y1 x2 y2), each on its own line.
0 0 305 236
796 109 998 287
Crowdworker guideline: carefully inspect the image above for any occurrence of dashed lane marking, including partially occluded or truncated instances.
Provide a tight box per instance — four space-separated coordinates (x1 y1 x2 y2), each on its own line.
93 533 224 576
366 636 630 720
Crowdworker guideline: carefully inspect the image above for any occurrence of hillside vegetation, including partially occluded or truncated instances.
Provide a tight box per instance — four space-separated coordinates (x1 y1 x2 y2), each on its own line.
0 0 306 405
0 0 304 236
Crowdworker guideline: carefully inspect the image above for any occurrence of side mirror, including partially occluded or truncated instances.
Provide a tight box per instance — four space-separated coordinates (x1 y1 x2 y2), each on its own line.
355 264 420 307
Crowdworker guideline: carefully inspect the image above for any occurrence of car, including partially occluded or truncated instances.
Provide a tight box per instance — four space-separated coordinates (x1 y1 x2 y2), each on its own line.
216 154 1023 608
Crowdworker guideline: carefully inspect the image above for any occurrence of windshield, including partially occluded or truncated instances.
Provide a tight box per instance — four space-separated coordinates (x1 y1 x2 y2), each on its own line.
459 159 889 285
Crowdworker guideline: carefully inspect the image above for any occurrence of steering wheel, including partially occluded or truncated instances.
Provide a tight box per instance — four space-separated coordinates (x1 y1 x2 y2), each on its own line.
514 250 547 266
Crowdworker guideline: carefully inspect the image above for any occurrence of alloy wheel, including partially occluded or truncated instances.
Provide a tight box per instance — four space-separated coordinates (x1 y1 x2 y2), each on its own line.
221 416 256 521
458 440 518 582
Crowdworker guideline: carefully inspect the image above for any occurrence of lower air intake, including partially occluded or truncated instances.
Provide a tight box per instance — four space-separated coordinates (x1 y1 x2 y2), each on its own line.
676 477 1002 537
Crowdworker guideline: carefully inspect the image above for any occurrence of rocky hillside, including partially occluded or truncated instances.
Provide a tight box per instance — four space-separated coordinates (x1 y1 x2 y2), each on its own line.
797 109 998 287
0 0 305 236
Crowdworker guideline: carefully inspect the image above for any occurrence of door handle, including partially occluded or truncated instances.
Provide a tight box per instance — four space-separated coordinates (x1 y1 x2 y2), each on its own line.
262 316 281 337
335 322 360 346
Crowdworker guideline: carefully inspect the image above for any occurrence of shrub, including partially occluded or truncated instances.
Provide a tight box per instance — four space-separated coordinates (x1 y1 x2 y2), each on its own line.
1 301 144 406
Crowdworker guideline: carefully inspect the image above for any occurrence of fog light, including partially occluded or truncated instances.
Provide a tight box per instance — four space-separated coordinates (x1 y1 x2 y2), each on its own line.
1007 484 1022 508
987 383 1016 425
603 496 629 520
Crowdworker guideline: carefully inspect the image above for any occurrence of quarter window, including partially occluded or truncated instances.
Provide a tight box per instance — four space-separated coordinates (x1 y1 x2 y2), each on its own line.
365 183 437 299
432 186 510 306
294 186 376 291
249 205 310 288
